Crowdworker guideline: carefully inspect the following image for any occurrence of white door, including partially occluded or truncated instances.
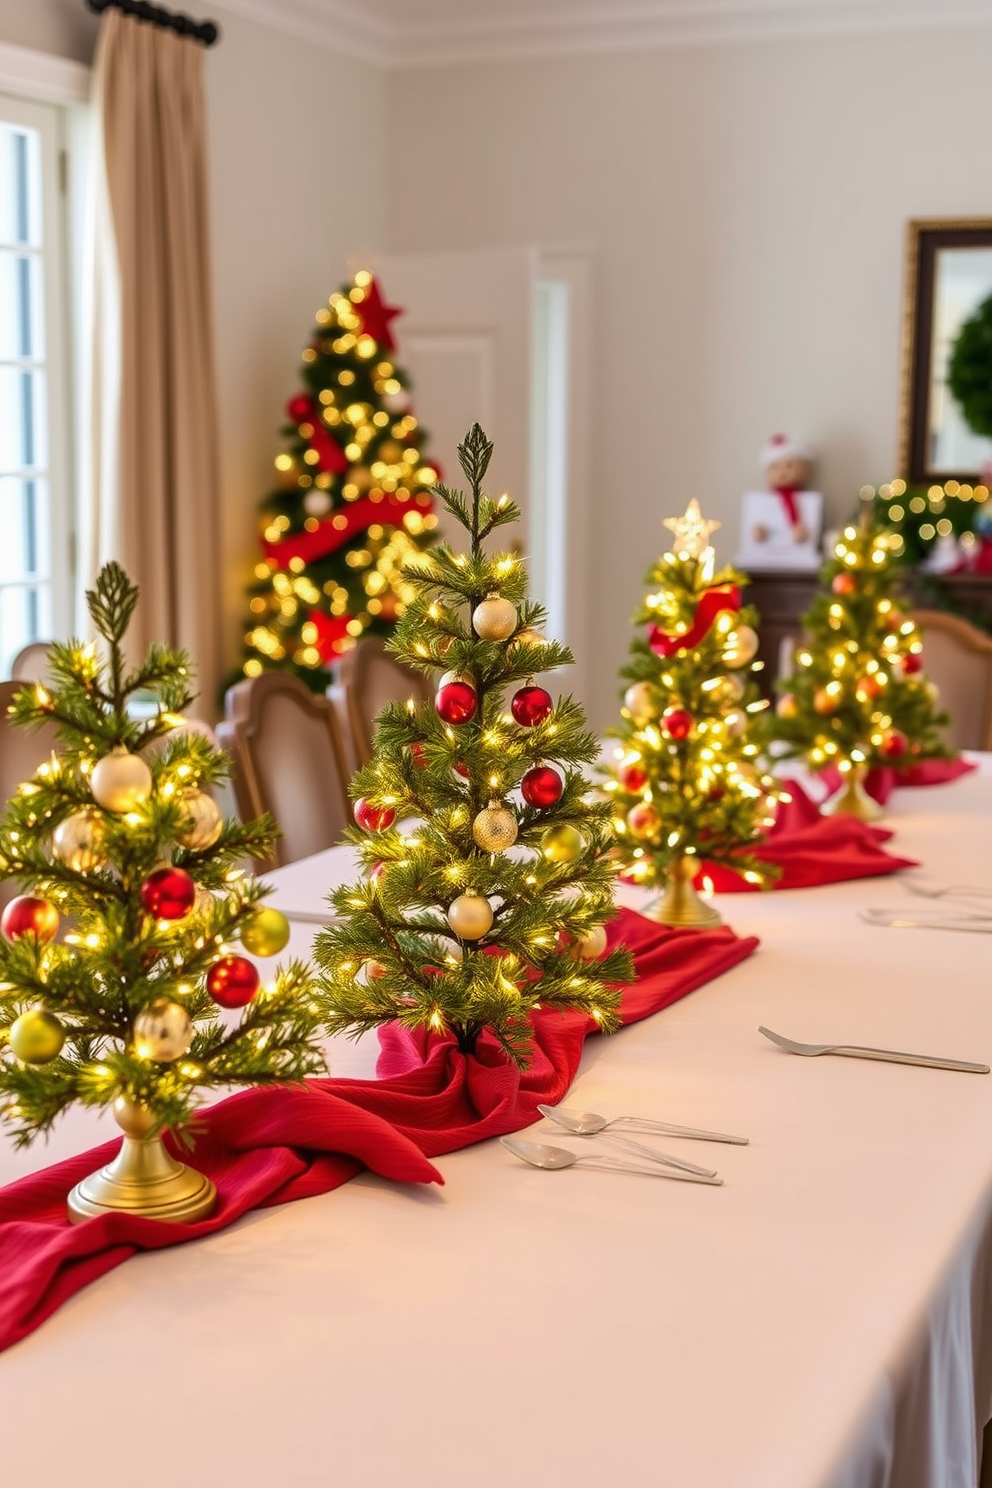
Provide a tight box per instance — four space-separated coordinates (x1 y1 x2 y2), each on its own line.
375 245 594 707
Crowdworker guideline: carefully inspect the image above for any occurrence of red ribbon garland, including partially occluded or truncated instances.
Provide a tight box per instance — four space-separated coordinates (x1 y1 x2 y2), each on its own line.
305 610 355 662
772 486 801 527
285 395 349 474
262 490 435 568
648 584 742 658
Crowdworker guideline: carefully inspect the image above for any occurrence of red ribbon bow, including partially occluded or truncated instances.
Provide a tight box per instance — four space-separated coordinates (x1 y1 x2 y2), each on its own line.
648 585 742 658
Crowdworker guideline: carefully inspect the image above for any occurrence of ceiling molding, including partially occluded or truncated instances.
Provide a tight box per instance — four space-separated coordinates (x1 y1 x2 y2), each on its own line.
0 40 90 103
218 0 992 68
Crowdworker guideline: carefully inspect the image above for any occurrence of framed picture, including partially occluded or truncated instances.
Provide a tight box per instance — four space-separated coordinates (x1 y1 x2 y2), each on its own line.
899 218 992 484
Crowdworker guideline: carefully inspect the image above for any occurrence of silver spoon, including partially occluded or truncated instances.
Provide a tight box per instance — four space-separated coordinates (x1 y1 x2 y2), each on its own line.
538 1102 748 1146
500 1137 723 1184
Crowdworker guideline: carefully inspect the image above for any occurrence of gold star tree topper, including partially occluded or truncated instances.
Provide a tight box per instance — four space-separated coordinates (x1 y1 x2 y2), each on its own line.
663 499 721 558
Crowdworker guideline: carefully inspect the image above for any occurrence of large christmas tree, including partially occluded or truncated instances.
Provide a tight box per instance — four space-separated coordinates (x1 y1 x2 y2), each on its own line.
237 270 440 691
0 564 325 1222
603 501 777 926
772 506 949 816
313 425 632 1067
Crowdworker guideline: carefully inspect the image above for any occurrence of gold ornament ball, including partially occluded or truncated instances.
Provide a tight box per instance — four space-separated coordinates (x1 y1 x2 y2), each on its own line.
723 709 747 738
623 681 654 724
90 749 153 813
572 924 608 960
776 693 798 719
472 803 518 853
924 680 940 703
133 997 194 1063
447 890 494 940
472 593 518 641
713 674 746 705
241 906 291 957
723 625 759 666
813 687 838 715
176 791 223 851
52 810 106 873
379 439 404 463
9 1008 65 1065
541 823 585 863
513 627 546 652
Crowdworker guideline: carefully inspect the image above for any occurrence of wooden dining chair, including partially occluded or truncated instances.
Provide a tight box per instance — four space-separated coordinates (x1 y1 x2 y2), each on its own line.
8 641 55 683
911 609 992 751
216 671 353 871
328 635 431 770
0 679 61 912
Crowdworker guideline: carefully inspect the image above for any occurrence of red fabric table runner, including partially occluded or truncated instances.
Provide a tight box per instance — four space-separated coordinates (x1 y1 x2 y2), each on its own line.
696 780 918 893
0 908 757 1353
818 757 975 805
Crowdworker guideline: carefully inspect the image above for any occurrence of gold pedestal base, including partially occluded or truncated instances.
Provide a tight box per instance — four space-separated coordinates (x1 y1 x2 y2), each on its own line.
67 1098 216 1225
644 857 722 929
821 765 884 823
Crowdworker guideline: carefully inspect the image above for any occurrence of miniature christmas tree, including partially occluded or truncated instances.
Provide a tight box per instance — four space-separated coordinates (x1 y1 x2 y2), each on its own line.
0 564 326 1223
237 269 440 691
772 505 949 818
603 501 778 927
313 425 632 1068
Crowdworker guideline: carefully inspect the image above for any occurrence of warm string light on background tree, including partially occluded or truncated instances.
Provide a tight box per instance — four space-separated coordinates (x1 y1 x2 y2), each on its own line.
870 478 992 579
313 425 633 1068
772 507 950 819
0 565 325 1223
236 270 441 692
603 501 778 927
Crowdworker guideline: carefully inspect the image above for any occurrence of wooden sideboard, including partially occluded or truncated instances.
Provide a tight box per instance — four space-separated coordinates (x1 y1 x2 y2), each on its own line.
743 569 992 696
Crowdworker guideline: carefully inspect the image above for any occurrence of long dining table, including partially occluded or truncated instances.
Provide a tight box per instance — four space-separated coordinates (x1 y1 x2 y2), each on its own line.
1 760 991 1488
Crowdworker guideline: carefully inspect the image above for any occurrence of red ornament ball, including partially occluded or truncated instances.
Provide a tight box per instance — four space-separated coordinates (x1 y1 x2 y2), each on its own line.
140 866 196 921
855 674 883 700
206 954 260 1009
618 762 648 792
354 797 396 832
626 802 661 838
832 572 857 596
511 685 553 728
1 895 59 944
287 393 311 423
903 651 924 675
521 764 564 808
453 759 471 779
407 741 427 770
881 728 908 758
435 680 478 725
661 706 693 740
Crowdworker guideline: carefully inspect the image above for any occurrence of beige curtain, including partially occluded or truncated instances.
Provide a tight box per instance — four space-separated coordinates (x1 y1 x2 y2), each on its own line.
87 10 222 715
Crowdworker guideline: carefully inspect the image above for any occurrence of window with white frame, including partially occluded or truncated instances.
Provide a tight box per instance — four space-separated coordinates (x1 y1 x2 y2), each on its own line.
0 91 73 678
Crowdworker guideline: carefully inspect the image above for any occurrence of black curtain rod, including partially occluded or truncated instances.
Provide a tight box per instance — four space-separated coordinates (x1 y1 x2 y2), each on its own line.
86 0 220 47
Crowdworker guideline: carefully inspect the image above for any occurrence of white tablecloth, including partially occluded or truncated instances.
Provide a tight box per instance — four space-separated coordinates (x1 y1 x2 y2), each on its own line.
2 762 991 1488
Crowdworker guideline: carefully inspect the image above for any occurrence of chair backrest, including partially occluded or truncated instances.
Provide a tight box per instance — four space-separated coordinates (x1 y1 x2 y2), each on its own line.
216 671 352 871
330 636 431 769
911 609 992 751
0 679 61 912
9 641 54 683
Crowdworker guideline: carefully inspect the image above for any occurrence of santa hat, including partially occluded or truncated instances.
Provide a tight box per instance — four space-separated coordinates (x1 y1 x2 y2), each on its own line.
761 432 813 468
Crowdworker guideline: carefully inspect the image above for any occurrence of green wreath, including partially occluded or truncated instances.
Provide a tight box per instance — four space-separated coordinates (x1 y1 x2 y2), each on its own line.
948 291 992 437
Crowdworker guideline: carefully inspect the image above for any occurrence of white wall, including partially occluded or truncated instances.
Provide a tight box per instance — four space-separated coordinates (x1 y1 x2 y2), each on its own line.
0 0 388 697
383 25 992 727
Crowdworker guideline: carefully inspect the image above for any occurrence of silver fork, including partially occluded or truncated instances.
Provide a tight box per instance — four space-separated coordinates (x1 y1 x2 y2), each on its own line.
862 909 992 934
758 1024 989 1074
904 880 992 902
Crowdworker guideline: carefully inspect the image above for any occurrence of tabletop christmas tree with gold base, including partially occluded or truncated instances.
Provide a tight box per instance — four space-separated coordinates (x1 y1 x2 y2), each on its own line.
602 501 778 928
0 564 326 1223
771 507 949 820
313 425 632 1068
236 269 441 692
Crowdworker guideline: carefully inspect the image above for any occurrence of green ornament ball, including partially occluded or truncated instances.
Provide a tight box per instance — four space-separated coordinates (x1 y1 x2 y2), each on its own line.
540 823 585 863
9 1008 65 1065
241 907 291 957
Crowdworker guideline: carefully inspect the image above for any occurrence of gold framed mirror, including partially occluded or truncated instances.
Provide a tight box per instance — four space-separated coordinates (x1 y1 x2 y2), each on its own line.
899 218 992 484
